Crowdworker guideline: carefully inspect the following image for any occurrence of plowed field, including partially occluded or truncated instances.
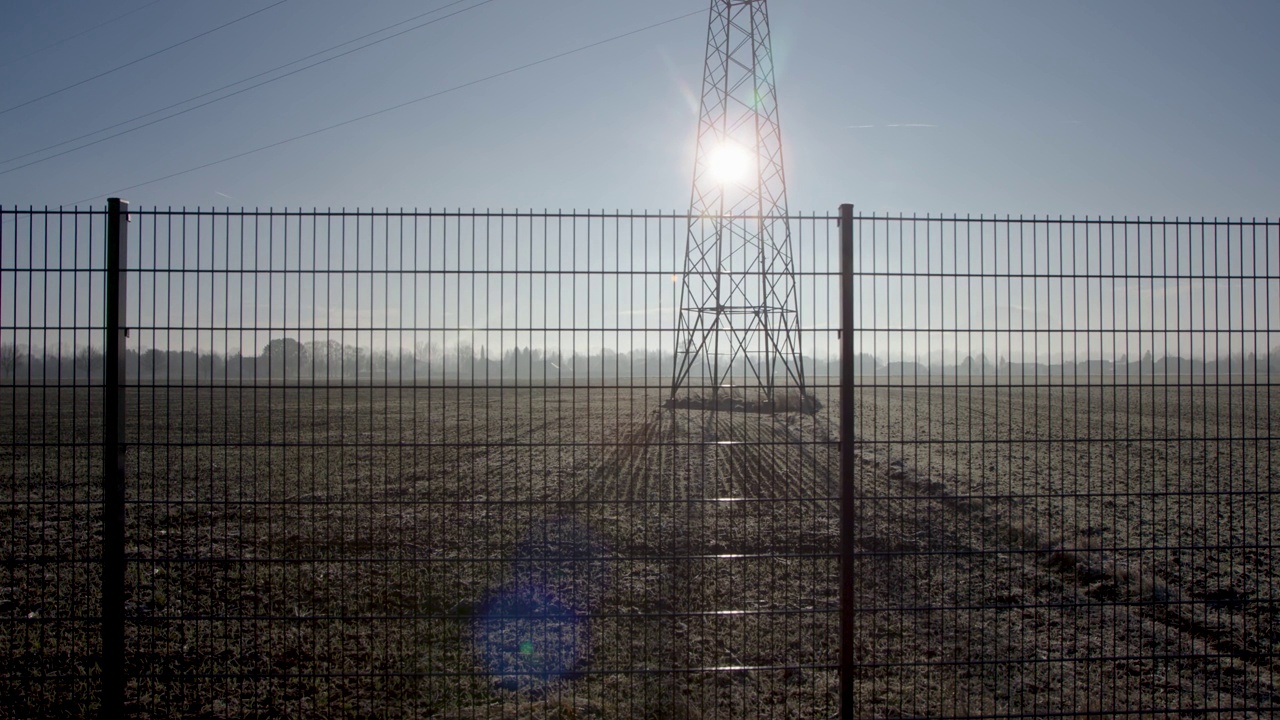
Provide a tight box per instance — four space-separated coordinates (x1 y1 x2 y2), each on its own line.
1 380 1276 718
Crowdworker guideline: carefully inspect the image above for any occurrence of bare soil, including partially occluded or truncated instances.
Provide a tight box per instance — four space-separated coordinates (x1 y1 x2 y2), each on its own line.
0 380 1276 718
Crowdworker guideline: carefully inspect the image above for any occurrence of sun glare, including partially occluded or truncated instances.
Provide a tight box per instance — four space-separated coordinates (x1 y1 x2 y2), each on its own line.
706 142 753 185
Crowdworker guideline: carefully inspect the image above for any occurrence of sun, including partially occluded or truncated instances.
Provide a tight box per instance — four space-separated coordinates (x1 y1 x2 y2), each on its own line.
706 141 753 185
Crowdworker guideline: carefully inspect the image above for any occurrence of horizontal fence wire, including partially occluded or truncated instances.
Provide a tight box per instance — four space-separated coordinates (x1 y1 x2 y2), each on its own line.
1 206 1277 718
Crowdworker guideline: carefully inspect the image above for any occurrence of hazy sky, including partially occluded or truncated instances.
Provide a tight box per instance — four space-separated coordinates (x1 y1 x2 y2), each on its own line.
2 0 1279 216
3 1 1276 367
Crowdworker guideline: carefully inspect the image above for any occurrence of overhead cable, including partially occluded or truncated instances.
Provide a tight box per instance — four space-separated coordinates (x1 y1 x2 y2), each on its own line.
0 0 291 117
70 10 703 205
0 0 498 175
0 0 168 70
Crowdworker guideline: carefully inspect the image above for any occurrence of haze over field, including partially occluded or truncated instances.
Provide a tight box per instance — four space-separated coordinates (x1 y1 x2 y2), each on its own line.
3 339 1278 382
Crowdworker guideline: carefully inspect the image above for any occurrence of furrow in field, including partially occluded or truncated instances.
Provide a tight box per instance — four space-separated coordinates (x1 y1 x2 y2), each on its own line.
862 447 1280 706
718 439 755 501
761 423 820 499
570 412 662 505
902 388 1280 677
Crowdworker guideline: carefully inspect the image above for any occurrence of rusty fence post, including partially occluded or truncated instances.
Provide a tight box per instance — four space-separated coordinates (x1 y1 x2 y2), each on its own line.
838 202 855 720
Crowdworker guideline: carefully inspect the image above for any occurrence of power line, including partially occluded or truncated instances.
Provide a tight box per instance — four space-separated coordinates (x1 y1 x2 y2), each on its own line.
0 0 291 117
0 0 498 175
0 0 168 70
69 10 703 205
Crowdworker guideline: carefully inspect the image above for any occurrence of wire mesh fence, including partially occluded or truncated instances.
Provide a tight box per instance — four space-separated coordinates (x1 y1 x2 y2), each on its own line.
841 213 1277 718
1 207 108 717
0 205 1276 718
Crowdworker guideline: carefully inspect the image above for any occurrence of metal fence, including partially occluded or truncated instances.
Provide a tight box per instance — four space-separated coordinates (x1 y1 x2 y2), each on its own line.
1 203 1276 718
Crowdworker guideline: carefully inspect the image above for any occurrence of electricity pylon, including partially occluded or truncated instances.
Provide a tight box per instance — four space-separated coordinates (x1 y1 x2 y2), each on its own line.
670 0 808 411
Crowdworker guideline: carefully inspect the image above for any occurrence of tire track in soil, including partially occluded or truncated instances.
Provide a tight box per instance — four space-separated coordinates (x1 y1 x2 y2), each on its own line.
833 385 1279 714
840 454 1070 715
700 412 840 712
901 425 1280 676
860 388 1280 672
437 405 600 616
856 446 1280 704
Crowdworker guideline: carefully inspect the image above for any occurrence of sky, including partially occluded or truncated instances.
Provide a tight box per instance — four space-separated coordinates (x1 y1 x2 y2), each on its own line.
1 0 1277 366
1 0 1278 216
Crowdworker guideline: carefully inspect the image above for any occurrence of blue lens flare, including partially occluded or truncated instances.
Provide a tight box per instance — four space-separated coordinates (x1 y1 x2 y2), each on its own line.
472 517 610 690
473 582 587 690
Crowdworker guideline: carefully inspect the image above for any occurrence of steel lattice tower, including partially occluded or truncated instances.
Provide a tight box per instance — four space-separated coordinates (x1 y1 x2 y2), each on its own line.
670 0 806 408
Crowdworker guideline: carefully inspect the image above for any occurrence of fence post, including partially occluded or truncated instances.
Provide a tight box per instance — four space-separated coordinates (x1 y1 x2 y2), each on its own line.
837 202 855 719
102 198 128 718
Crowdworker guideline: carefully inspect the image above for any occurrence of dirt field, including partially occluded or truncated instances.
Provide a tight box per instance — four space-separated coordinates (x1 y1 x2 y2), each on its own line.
1 379 1276 718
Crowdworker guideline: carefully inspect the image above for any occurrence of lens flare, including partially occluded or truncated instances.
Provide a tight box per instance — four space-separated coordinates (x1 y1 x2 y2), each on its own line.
472 518 604 690
474 583 585 690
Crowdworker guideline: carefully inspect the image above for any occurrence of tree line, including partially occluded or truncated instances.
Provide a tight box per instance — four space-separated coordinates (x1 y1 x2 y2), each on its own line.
2 340 1278 382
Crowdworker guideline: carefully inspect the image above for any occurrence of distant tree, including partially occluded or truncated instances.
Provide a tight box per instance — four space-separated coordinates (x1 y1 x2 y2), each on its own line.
306 339 343 378
0 343 26 380
197 352 225 379
369 350 390 376
262 338 307 378
957 354 994 375
75 346 104 378
225 352 244 379
343 344 369 377
125 348 140 378
139 348 161 377
414 340 440 368
390 350 416 381
143 350 197 378
853 353 880 373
